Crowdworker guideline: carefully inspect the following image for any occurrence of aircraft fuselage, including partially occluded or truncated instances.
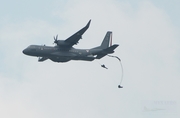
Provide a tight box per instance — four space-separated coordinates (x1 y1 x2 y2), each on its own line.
23 20 119 63
23 45 101 62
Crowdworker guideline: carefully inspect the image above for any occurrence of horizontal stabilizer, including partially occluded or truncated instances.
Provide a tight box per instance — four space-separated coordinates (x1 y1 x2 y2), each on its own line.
96 54 107 59
103 44 119 53
96 44 119 59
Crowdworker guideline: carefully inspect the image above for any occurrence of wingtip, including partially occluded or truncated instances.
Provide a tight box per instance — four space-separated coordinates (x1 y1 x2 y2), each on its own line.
87 19 91 26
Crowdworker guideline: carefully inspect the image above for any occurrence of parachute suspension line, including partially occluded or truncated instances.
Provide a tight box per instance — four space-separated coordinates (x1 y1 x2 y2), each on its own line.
96 60 101 66
107 55 124 88
119 60 124 85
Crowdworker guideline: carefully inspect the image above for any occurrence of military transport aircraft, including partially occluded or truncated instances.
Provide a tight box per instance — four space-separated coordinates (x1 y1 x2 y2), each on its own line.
23 20 119 62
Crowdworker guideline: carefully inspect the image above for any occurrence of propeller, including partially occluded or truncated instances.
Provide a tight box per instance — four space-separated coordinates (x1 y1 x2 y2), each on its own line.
53 35 58 45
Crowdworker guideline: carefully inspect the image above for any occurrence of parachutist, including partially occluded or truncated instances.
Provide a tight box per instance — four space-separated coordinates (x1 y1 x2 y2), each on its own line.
101 64 108 69
118 85 123 88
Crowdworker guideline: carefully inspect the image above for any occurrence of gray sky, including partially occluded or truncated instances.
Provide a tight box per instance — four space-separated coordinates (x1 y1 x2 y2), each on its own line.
0 0 179 118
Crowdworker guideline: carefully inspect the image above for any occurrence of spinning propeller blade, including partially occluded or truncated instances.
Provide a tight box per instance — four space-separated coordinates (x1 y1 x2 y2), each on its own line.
53 35 58 44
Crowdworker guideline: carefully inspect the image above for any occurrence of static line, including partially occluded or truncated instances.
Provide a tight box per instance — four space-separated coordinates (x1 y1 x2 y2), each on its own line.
107 55 124 87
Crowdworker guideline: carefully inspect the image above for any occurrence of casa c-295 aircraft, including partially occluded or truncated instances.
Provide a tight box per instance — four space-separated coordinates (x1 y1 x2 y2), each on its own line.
22 20 119 62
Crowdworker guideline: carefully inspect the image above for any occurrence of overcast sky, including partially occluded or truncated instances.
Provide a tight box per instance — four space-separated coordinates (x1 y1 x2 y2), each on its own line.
0 0 179 118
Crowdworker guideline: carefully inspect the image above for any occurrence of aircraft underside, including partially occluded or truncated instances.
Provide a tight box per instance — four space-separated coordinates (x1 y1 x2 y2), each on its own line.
49 55 95 62
49 57 71 62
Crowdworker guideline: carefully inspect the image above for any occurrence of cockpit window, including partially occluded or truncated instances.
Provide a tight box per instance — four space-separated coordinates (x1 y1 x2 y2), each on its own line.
27 45 37 51
28 45 35 48
27 45 31 48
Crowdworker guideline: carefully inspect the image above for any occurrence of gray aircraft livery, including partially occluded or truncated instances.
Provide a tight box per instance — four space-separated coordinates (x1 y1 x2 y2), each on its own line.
23 20 119 62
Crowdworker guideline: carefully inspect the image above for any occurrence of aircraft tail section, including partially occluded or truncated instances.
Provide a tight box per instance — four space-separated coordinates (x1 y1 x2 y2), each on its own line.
96 44 119 59
103 44 119 53
90 31 119 59
100 31 112 49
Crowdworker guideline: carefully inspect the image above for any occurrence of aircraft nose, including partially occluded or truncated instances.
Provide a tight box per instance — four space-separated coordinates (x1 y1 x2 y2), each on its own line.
22 49 27 54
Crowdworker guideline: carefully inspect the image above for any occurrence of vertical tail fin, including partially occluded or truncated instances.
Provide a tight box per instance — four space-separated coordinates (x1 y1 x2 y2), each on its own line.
92 31 119 59
100 31 112 49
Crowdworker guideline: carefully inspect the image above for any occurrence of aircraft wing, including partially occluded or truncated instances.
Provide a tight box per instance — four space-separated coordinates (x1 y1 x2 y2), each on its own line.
38 57 48 62
64 20 91 47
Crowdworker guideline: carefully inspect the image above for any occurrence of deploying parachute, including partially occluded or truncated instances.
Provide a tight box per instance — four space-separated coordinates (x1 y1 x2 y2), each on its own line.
107 55 124 88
